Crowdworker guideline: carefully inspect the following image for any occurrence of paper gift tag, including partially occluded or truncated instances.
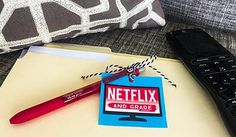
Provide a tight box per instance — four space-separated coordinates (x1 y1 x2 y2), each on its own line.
98 73 167 128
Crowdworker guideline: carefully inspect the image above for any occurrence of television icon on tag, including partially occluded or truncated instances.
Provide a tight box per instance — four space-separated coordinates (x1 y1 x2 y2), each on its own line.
103 84 161 122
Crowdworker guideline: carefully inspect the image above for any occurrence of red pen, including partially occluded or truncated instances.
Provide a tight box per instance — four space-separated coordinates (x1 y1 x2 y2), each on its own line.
10 68 142 124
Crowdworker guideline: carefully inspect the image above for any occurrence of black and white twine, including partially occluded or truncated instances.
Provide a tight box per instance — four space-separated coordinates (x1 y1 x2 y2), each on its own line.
81 55 176 87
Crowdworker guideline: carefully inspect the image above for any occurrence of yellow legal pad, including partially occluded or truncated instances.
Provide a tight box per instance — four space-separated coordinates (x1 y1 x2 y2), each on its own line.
0 43 230 137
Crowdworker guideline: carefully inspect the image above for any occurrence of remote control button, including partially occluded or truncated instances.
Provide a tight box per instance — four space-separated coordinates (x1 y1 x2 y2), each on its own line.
201 67 218 74
197 63 208 67
212 61 226 67
223 79 231 85
224 71 236 77
218 89 236 101
218 86 228 91
197 58 209 62
206 73 222 82
203 68 212 73
191 58 209 64
218 55 227 59
229 75 236 87
227 59 235 63
206 75 214 81
226 99 236 108
212 81 219 86
230 64 236 69
230 77 236 83
210 56 221 61
213 61 220 65
218 66 227 72
210 55 232 61
225 73 232 77
232 100 236 105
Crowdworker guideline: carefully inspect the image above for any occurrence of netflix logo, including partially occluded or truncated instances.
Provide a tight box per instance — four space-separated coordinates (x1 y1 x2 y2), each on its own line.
104 85 161 114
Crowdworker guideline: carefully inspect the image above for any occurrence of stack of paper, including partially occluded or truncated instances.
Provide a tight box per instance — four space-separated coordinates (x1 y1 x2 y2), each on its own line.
0 43 229 137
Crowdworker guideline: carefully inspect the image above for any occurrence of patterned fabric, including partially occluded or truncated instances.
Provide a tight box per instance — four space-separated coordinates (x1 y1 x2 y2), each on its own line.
0 0 165 54
160 0 236 32
1 20 236 86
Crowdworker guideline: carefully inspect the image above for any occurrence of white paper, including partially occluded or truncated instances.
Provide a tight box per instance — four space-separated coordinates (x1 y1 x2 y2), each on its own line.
28 46 109 61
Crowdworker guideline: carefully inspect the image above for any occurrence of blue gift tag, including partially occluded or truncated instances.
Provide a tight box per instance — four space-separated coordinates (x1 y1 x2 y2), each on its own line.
98 73 167 128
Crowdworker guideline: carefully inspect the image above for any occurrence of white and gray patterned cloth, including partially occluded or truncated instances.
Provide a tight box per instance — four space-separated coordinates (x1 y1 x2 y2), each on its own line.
1 20 236 86
160 0 236 32
0 0 166 54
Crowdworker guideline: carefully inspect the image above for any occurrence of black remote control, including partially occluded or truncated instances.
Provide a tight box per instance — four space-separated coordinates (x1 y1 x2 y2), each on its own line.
166 29 236 137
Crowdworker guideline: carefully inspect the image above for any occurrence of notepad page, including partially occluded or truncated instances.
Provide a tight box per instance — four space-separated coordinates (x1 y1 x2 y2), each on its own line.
28 46 109 61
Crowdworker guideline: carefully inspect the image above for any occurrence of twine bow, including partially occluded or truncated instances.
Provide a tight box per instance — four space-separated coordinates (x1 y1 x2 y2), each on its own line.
81 55 176 87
